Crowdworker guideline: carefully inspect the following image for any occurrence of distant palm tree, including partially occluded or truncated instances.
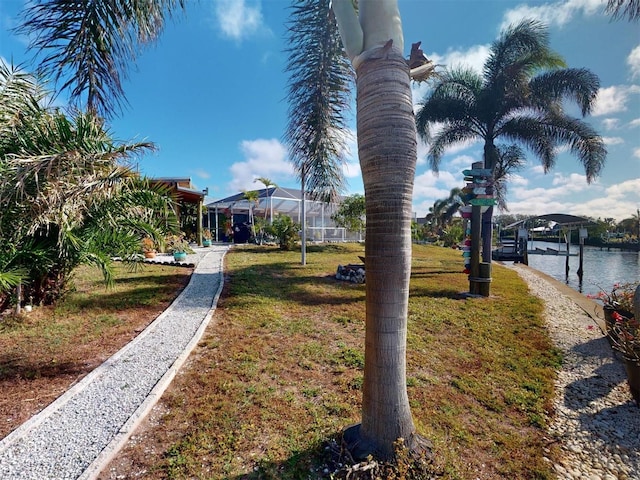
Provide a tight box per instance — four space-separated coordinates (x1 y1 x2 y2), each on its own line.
416 19 606 264
254 176 277 222
242 189 260 237
439 187 464 227
15 0 186 118
284 0 353 265
493 144 527 210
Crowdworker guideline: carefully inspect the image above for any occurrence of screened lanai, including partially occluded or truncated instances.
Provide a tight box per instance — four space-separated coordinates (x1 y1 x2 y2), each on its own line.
205 186 362 243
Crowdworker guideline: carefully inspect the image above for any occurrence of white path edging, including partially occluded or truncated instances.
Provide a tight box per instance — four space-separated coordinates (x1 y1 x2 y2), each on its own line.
80 248 227 480
0 246 228 480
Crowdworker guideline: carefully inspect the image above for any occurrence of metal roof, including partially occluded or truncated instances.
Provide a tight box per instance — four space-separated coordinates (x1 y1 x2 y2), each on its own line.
206 187 340 217
504 213 593 230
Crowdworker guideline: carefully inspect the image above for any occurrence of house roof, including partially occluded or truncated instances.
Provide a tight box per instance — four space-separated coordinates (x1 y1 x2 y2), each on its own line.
207 187 340 217
150 177 206 204
504 213 593 230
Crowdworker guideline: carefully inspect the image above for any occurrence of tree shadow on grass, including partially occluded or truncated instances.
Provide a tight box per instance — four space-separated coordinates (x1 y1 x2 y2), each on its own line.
0 353 89 382
227 262 366 307
105 271 191 287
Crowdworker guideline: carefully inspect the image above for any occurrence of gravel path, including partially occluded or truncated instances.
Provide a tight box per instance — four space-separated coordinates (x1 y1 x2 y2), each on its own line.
0 245 228 480
507 264 639 480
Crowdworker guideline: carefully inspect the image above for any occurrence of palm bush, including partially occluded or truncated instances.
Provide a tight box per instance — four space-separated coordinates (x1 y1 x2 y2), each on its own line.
0 63 179 308
266 214 300 251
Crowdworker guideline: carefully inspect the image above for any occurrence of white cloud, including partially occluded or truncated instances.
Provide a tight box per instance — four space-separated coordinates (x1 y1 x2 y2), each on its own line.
512 172 590 203
507 191 634 221
550 172 591 188
500 0 604 30
628 45 640 80
228 138 293 192
634 147 640 159
214 0 268 41
572 194 638 221
606 177 640 198
592 85 640 116
343 160 361 179
502 172 640 221
509 174 529 187
447 154 477 169
413 169 459 200
602 136 625 145
629 118 640 128
428 44 491 74
601 118 621 130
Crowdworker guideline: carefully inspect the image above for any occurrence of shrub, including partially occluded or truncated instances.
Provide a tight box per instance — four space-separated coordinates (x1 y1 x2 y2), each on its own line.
266 214 299 250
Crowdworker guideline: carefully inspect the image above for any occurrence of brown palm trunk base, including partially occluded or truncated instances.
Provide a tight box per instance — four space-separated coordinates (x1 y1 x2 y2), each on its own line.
342 423 434 463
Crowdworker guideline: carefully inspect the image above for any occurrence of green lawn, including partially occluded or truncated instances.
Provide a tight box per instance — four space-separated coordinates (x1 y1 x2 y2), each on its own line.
117 243 561 479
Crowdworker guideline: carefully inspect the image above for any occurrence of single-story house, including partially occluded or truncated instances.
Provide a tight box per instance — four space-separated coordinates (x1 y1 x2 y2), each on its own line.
206 186 363 243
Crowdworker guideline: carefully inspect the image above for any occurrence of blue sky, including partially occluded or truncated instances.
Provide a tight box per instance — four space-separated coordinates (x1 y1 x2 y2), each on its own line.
1 0 638 222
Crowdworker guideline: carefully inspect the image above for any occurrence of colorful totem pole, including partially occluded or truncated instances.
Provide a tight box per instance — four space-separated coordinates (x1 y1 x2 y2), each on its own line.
461 162 496 296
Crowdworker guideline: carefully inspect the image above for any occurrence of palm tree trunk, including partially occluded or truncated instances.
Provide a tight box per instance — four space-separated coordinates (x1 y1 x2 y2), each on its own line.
344 44 418 459
482 142 499 263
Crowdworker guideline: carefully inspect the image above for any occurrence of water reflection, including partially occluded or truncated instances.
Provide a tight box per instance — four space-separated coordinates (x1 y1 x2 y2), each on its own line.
522 241 639 297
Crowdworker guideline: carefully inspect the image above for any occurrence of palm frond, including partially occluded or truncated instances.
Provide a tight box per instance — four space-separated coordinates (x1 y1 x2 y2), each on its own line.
499 116 558 170
1 108 154 238
493 144 526 210
0 61 48 124
484 19 565 85
606 0 640 21
529 68 600 116
541 114 607 183
284 0 353 203
428 122 478 172
416 68 483 142
16 0 186 118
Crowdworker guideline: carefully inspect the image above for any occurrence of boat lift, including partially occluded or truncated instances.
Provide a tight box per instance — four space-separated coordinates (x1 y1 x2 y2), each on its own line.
493 213 592 281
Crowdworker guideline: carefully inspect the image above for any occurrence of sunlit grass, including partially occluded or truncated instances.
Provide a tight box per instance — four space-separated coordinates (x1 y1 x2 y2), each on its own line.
122 243 561 479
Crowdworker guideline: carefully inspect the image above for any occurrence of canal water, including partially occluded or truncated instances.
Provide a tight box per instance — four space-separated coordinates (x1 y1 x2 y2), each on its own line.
522 240 639 298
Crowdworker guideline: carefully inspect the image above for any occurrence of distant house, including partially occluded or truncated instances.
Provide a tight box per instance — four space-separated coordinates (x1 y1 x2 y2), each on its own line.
150 177 207 244
206 186 362 243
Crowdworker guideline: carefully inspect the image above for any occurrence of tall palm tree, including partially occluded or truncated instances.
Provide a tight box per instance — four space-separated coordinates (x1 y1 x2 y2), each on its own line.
16 0 430 462
333 0 432 460
242 189 260 237
416 19 606 264
16 0 186 119
284 0 353 265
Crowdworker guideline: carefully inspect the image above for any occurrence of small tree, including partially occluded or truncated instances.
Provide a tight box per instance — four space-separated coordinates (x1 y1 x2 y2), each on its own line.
331 194 365 235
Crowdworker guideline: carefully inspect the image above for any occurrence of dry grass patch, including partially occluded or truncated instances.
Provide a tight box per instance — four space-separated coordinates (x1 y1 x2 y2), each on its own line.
0 262 192 438
101 243 562 479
